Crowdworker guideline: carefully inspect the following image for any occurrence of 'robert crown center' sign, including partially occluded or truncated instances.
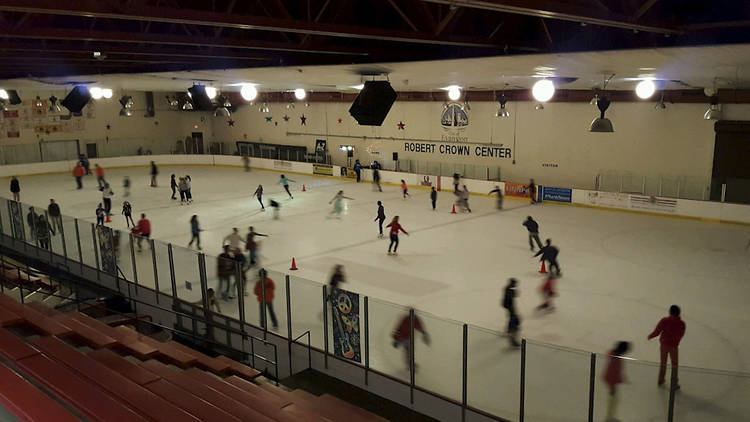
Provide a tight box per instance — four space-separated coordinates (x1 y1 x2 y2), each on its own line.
403 141 512 159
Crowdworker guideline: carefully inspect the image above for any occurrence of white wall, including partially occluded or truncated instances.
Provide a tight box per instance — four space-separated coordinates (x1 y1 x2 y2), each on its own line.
0 90 212 160
212 100 718 190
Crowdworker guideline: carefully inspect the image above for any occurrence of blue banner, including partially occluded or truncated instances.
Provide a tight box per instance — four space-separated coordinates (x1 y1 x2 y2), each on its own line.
542 186 572 203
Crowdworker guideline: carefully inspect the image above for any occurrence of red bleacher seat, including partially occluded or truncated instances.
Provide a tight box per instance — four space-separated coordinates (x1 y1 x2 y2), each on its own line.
0 308 22 327
53 314 117 348
0 295 72 337
88 348 160 386
166 340 231 373
0 361 80 422
116 327 197 368
30 336 202 422
0 328 39 362
144 379 244 422
216 354 261 381
68 313 159 358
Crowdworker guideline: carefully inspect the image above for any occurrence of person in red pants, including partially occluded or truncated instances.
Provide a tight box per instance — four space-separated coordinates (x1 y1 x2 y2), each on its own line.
647 304 686 388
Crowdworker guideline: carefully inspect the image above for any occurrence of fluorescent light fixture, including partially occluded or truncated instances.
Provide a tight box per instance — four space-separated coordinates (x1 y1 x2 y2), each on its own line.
102 88 113 99
205 87 217 100
635 79 656 99
0 89 9 100
704 103 722 120
532 79 555 102
446 85 461 101
240 84 258 101
294 88 306 100
89 87 103 100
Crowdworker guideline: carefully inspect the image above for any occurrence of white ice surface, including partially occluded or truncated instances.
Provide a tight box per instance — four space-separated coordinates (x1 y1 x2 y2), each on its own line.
5 165 750 421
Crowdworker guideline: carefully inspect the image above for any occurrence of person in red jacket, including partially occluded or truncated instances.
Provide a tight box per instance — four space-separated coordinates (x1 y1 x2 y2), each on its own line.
72 164 85 190
602 341 630 422
133 213 151 252
95 164 105 188
648 304 686 387
392 311 430 370
254 268 278 330
386 216 408 256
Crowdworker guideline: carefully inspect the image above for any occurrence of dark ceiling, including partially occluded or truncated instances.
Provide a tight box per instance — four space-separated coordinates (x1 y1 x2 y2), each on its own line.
0 0 749 79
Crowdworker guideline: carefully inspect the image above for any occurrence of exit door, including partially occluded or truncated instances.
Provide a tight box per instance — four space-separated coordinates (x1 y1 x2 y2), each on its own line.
191 132 204 154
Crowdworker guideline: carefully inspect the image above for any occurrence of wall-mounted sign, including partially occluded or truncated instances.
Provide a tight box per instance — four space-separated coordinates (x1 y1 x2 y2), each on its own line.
403 141 511 159
441 102 469 143
313 163 333 176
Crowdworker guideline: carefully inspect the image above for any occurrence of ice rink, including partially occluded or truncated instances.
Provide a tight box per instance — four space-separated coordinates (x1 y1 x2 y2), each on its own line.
6 164 750 421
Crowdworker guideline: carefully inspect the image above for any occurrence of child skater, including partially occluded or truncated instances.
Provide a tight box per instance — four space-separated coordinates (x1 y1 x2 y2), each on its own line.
123 176 131 197
170 174 177 200
489 185 503 210
400 180 409 199
536 274 557 312
374 201 386 238
386 216 409 255
269 199 281 219
278 174 295 199
253 184 265 211
95 203 105 226
603 341 631 422
329 191 353 218
430 187 437 211
122 201 135 227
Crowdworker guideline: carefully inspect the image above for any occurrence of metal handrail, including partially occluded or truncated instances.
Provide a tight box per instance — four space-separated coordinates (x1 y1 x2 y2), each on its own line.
291 330 312 373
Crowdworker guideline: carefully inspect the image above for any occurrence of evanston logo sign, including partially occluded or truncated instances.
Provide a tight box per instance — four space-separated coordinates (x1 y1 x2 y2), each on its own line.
440 102 468 143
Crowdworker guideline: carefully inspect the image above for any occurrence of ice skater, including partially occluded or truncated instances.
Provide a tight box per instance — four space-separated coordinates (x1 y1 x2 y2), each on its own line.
223 227 244 254
95 203 105 226
246 226 268 266
217 245 234 300
374 201 386 238
36 215 54 250
255 269 278 329
133 213 151 251
123 176 130 197
354 159 362 182
459 185 472 212
170 174 178 200
185 175 193 203
533 239 561 276
430 187 437 211
95 164 105 188
328 265 346 296
73 164 85 190
278 174 294 199
603 341 630 422
329 191 353 218
122 201 135 227
242 154 250 172
9 176 20 202
647 304 686 388
400 180 410 199
149 161 158 187
392 311 430 370
269 199 281 219
536 274 557 312
386 216 408 255
101 183 114 218
502 278 521 347
26 207 37 240
372 166 382 192
522 216 543 251
253 184 265 211
453 173 461 194
529 178 537 204
188 215 202 250
79 154 90 175
489 185 503 210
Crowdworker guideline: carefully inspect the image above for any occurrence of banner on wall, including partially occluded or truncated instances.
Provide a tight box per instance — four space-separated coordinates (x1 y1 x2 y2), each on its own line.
402 141 512 160
330 288 361 363
313 164 333 176
505 182 530 198
630 195 677 213
96 226 117 276
542 187 572 203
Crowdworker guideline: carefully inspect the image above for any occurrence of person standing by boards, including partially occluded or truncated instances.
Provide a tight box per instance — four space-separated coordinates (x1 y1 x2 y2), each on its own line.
149 161 158 187
603 341 631 422
9 176 20 201
95 164 105 188
529 179 537 204
647 305 686 388
353 159 362 183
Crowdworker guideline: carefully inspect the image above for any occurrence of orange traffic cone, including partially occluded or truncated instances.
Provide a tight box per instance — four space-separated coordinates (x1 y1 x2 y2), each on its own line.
105 214 111 223
539 261 547 274
451 204 456 214
290 257 298 271
302 184 306 192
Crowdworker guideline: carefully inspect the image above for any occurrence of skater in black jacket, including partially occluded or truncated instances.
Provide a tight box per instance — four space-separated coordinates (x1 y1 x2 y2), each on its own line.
374 201 386 238
522 216 543 251
533 239 561 276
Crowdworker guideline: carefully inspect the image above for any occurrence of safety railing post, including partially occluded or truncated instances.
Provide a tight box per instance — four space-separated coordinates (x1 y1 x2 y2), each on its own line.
588 353 596 422
260 266 267 339
91 223 100 280
286 275 293 376
167 244 177 299
520 339 526 422
74 219 83 273
668 364 678 422
322 285 329 369
150 239 159 304
409 308 415 405
129 234 138 295
462 323 468 422
364 296 370 386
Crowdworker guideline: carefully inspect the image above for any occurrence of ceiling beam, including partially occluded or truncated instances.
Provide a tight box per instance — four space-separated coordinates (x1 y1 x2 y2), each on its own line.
386 0 419 32
682 20 750 31
0 0 505 48
631 0 659 21
298 0 332 45
421 0 681 34
433 6 460 36
540 18 553 48
0 27 371 56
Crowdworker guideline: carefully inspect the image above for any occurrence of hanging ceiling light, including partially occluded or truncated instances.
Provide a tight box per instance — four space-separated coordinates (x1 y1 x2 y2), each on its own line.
48 95 61 112
0 99 7 111
635 79 656 99
655 93 667 110
0 89 8 100
294 88 306 100
182 101 193 110
214 95 231 117
221 96 231 108
495 93 510 117
35 96 43 107
286 102 295 109
535 103 544 110
259 102 270 113
590 96 614 132
165 95 179 108
89 87 103 100
704 100 722 120
102 88 113 99
205 87 217 100
590 89 599 105
532 79 555 102
240 84 258 101
446 85 461 101
119 95 134 117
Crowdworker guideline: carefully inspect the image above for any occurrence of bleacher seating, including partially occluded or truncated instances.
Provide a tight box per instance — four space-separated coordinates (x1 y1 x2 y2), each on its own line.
0 292 388 422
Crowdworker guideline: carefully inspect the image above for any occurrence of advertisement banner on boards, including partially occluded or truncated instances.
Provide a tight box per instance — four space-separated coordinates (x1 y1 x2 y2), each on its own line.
273 160 292 171
313 164 333 176
330 288 361 363
542 187 572 203
630 195 677 213
586 191 630 209
505 182 530 198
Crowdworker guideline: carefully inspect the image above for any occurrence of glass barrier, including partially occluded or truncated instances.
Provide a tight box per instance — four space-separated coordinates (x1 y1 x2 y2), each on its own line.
0 198 10 237
152 240 175 295
77 220 99 270
134 238 156 290
674 365 750 422
246 268 288 336
524 340 590 421
20 204 37 248
598 170 710 201
170 244 202 306
117 233 136 283
47 212 65 258
288 275 325 350
467 324 520 421
593 353 667 421
414 310 463 402
367 297 410 383
61 215 80 263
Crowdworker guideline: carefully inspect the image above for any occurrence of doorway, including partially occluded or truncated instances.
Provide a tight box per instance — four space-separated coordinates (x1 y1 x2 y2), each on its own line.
86 143 98 159
711 121 750 203
191 132 204 154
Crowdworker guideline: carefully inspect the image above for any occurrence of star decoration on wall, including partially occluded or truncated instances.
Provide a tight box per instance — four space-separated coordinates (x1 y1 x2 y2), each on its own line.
274 122 278 126
337 118 342 124
265 116 273 123
243 134 248 139
105 124 111 130
397 121 405 130
227 119 235 126
300 114 307 125
283 115 290 122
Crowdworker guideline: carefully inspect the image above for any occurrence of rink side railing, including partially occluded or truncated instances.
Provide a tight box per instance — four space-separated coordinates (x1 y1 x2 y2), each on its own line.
2 195 750 422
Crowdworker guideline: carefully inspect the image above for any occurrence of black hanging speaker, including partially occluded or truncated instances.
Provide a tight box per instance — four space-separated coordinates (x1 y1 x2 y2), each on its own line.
6 90 21 105
392 152 398 161
61 86 91 113
187 85 213 111
349 81 397 126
